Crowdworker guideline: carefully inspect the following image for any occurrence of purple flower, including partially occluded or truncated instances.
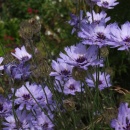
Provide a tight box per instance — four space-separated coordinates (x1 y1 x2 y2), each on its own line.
0 95 12 117
2 110 34 130
86 10 110 24
78 23 111 47
14 82 41 110
86 72 111 90
59 43 103 70
4 62 31 80
11 46 32 62
32 112 54 130
97 0 119 9
68 10 83 34
49 60 73 81
111 102 130 130
108 22 130 50
35 86 53 107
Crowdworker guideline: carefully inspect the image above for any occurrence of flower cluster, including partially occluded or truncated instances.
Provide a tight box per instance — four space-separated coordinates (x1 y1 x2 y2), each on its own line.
50 42 111 94
0 46 54 130
1 0 130 129
68 1 130 51
1 82 54 130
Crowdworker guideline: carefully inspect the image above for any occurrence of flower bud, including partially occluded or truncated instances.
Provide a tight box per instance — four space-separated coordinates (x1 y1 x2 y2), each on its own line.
105 67 114 77
63 98 75 111
72 66 87 81
100 46 109 57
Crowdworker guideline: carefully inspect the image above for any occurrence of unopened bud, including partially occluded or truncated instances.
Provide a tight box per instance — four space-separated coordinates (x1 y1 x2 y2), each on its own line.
100 46 109 57
105 67 114 77
0 87 4 94
72 66 87 81
63 98 75 111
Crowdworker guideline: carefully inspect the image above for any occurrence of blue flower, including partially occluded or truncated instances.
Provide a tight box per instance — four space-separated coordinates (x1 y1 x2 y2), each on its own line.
11 46 32 62
111 103 130 130
4 62 31 80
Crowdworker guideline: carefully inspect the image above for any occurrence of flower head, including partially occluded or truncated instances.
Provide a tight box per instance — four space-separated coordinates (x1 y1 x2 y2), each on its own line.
111 102 130 130
50 60 73 81
68 10 83 34
0 95 12 117
4 62 31 80
86 72 111 90
11 46 32 62
108 22 130 50
2 110 34 130
86 10 110 24
97 0 119 9
59 43 103 69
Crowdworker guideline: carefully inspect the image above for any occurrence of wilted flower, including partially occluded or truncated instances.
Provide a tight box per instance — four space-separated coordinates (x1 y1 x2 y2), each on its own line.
0 95 12 117
11 46 32 62
86 0 101 6
55 77 82 95
97 0 119 9
78 23 111 47
111 102 130 130
86 72 111 90
4 62 31 80
68 10 83 34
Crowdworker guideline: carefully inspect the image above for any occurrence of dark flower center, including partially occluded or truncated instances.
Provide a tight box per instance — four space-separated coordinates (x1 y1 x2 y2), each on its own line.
22 56 29 61
42 122 48 128
94 20 100 24
61 69 70 76
125 118 130 130
102 1 109 7
98 80 102 85
123 37 130 42
0 103 3 111
69 84 75 90
76 56 86 63
22 94 30 100
97 32 106 40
